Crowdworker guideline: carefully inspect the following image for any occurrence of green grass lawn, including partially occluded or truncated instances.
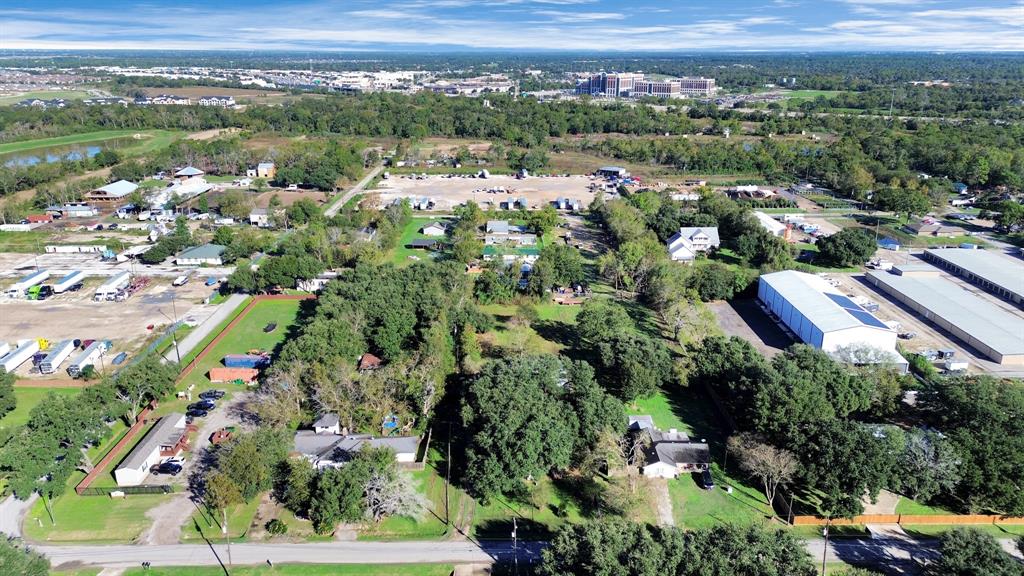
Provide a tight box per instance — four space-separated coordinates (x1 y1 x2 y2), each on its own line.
358 462 451 541
0 230 56 253
895 497 954 515
182 497 262 542
0 387 81 430
120 564 454 576
0 129 178 155
668 463 774 529
0 90 93 106
471 476 584 540
391 217 450 266
479 303 570 356
782 90 844 100
23 492 168 543
166 298 303 416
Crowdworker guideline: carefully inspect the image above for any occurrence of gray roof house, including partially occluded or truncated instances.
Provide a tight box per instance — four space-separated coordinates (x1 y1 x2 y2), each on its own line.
293 431 420 468
486 220 509 234
638 425 710 479
176 243 226 266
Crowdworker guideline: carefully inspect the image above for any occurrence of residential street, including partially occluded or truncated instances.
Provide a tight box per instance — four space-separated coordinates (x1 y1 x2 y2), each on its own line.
323 164 383 217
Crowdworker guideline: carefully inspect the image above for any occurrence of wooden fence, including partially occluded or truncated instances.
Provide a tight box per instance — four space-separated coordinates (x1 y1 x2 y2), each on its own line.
793 514 1024 526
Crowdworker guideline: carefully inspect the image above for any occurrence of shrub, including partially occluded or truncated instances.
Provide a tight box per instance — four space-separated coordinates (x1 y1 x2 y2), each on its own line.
265 518 288 536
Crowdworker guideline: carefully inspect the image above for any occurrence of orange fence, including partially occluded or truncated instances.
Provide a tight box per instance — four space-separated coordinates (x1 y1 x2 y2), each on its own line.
76 404 154 494
793 514 1024 526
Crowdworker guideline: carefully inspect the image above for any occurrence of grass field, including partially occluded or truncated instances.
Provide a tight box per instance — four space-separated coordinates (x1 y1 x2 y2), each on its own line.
23 492 168 543
668 463 774 529
391 217 451 265
182 497 262 541
358 464 452 541
0 129 179 156
0 386 81 430
0 90 92 106
782 90 844 100
120 564 454 576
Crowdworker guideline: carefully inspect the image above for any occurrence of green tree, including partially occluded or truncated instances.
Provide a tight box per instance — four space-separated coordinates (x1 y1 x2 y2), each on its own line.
576 299 633 344
527 243 585 295
596 332 674 402
926 528 1021 576
873 187 931 222
0 370 15 419
204 471 242 538
0 536 50 576
815 228 876 267
461 356 578 499
528 204 560 236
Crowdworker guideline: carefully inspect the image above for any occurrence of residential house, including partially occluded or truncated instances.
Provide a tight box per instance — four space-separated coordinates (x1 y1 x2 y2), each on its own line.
421 222 448 237
83 97 130 107
485 232 537 246
667 227 720 262
296 271 339 293
176 243 226 266
174 166 205 180
197 95 236 107
903 221 966 238
86 180 138 203
293 423 419 469
249 208 271 227
358 353 382 371
150 94 191 105
631 420 711 479
354 227 378 243
114 413 189 486
247 162 277 179
406 239 440 250
486 220 509 234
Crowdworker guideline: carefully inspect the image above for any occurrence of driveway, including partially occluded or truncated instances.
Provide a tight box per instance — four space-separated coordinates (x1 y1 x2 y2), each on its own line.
0 493 38 537
324 164 383 217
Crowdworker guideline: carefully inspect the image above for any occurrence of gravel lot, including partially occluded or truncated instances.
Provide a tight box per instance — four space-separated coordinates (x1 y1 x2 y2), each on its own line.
374 174 599 210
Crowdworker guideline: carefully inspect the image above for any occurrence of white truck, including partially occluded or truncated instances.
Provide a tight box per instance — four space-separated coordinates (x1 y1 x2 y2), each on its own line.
943 360 969 373
52 270 86 294
172 275 190 287
94 271 131 301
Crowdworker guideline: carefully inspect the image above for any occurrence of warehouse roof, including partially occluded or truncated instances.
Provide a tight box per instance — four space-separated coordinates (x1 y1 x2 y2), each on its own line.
760 270 893 333
92 180 138 198
924 248 1024 301
866 270 1024 357
178 243 226 260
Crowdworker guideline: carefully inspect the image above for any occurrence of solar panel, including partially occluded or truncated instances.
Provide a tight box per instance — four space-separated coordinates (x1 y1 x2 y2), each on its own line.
825 293 864 311
847 309 890 330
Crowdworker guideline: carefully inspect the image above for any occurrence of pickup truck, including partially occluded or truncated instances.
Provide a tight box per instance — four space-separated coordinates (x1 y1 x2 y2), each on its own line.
172 275 189 287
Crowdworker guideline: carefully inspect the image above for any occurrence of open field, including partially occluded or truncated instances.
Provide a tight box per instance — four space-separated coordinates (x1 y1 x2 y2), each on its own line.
0 90 93 106
0 129 181 156
375 174 596 211
24 492 168 543
0 386 81 430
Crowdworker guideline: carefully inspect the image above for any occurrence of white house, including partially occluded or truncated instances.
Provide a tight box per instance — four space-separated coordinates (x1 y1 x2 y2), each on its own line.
114 413 188 487
312 413 342 435
249 208 270 227
293 421 419 469
421 222 448 237
667 227 720 262
197 95 236 107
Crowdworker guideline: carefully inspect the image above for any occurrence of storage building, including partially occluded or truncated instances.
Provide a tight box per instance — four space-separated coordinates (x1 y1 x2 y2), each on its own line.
922 248 1024 307
758 270 899 358
866 267 1024 365
752 211 789 238
209 367 259 384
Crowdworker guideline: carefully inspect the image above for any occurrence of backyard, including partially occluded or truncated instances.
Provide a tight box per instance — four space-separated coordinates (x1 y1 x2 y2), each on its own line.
0 386 81 430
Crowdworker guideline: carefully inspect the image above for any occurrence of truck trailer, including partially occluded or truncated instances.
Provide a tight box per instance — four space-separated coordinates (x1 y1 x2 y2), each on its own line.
94 271 131 301
52 270 86 294
5 269 50 298
39 339 76 374
67 341 108 377
0 340 41 373
0 342 10 359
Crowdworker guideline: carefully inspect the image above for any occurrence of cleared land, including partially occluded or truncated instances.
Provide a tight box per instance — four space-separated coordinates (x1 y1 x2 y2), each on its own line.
375 174 596 211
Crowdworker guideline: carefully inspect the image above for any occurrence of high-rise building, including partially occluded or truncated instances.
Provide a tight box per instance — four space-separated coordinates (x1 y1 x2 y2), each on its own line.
576 73 715 98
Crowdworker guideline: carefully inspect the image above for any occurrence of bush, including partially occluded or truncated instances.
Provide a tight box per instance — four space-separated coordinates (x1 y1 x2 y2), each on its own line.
265 518 288 536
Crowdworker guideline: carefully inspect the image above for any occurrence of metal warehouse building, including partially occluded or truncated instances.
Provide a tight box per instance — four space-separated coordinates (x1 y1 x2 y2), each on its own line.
866 266 1024 366
923 248 1024 307
758 270 899 356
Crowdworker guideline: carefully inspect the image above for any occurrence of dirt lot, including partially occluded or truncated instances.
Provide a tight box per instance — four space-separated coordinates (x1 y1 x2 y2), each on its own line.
253 189 329 208
374 174 598 211
0 279 215 379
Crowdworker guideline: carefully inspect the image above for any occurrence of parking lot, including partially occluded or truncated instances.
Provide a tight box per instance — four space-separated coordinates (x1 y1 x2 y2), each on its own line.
0 278 218 379
374 174 599 210
709 299 792 357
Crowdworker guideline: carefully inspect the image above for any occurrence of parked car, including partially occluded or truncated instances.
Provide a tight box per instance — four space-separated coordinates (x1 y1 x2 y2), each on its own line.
263 322 277 333
186 408 208 419
151 462 182 476
188 400 215 411
199 389 225 400
700 469 715 490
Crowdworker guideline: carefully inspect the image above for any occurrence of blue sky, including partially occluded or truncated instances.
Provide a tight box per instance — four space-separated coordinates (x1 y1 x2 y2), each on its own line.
1 0 1022 51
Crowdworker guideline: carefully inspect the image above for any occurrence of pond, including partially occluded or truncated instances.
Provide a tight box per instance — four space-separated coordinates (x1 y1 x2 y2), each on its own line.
1 137 136 167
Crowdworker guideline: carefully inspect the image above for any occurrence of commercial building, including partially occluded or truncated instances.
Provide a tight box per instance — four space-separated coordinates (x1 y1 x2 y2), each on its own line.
758 270 902 364
114 413 189 486
86 180 138 203
176 243 226 266
866 266 1024 365
753 211 790 239
922 248 1024 307
667 227 720 263
576 73 715 98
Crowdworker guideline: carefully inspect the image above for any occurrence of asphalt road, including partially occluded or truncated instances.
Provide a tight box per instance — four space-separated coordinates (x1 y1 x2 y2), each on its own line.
0 493 37 537
160 293 248 363
40 540 545 570
323 164 383 217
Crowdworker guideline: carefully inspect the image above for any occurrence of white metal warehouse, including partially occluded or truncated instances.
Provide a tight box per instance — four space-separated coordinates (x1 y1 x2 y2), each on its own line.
866 267 1024 366
922 248 1024 307
758 270 899 355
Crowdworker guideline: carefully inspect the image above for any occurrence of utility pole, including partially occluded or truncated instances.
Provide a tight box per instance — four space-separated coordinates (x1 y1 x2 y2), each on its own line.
512 517 519 576
821 514 831 576
223 509 232 570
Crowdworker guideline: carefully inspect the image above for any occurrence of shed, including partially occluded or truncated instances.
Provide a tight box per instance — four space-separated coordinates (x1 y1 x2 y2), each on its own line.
358 353 382 371
208 367 259 384
87 180 138 202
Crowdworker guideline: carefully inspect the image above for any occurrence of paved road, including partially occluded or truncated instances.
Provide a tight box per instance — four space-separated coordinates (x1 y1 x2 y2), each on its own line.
324 164 383 217
40 540 545 570
0 493 37 537
161 293 248 363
